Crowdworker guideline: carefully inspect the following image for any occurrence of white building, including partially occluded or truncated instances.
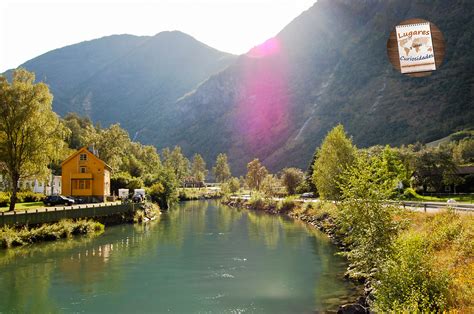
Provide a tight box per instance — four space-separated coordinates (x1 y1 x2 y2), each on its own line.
0 174 61 195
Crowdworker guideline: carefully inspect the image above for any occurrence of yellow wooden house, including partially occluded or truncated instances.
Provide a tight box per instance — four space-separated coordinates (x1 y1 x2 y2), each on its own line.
61 147 111 202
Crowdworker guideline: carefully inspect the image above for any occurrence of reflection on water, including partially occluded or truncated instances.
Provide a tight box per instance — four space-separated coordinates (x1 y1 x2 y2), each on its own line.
0 200 358 313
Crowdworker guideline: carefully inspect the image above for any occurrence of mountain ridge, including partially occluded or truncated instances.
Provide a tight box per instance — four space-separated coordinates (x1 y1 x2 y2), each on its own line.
4 0 474 175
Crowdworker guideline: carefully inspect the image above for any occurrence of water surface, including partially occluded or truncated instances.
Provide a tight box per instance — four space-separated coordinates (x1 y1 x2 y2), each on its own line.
0 200 358 313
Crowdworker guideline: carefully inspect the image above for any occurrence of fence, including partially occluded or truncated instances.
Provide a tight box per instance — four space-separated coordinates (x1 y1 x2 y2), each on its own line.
0 203 136 226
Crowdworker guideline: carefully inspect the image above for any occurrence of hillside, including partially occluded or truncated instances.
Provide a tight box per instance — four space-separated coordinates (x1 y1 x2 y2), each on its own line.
10 31 236 136
166 0 474 174
5 0 474 175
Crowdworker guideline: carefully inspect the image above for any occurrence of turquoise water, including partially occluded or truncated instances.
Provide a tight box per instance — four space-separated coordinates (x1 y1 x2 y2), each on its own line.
0 200 358 313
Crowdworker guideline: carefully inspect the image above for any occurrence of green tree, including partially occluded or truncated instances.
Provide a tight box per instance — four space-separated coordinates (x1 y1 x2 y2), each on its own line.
93 124 131 170
148 166 179 209
227 177 240 194
0 69 67 211
246 158 268 191
312 124 356 200
281 167 304 195
338 152 401 278
260 174 280 197
191 153 208 183
412 147 457 192
162 146 190 183
453 138 474 164
212 153 231 183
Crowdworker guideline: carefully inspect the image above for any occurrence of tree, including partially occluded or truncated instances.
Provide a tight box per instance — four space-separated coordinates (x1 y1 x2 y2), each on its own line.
0 69 67 211
246 158 268 191
453 138 474 164
212 153 231 183
261 174 280 197
93 124 131 170
312 124 356 200
191 154 208 183
338 151 402 278
162 146 189 183
281 167 304 195
147 166 179 209
227 177 240 194
412 147 457 192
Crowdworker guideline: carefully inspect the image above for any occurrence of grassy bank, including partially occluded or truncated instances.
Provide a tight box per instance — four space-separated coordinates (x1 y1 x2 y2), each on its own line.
178 188 222 201
223 196 474 312
0 219 104 249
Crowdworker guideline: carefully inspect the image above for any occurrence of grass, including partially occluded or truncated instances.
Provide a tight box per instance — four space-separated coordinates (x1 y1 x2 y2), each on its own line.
414 194 474 203
0 201 44 212
178 187 221 201
374 210 474 312
402 188 474 203
0 219 104 249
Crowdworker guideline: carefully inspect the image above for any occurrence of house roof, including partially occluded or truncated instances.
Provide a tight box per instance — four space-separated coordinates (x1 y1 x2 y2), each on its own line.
60 147 112 171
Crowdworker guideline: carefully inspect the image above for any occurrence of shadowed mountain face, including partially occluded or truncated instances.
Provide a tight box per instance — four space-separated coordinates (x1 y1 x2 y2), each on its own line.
166 0 474 174
14 31 236 138
9 0 474 175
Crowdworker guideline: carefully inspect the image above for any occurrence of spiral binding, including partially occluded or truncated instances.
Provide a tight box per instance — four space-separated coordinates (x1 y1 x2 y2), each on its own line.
396 22 430 28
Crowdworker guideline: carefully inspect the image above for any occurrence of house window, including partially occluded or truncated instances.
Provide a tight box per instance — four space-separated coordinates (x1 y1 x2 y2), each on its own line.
80 153 87 161
74 180 91 190
80 166 87 173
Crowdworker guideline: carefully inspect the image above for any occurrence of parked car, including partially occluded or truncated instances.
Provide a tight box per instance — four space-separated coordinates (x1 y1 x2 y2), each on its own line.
132 193 144 203
69 196 86 204
300 192 315 199
43 195 75 206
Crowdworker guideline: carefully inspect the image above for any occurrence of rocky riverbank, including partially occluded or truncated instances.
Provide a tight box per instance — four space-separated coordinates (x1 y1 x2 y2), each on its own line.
222 198 371 314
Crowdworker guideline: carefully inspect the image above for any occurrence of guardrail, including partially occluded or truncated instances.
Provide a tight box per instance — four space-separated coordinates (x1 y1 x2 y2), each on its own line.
0 202 137 226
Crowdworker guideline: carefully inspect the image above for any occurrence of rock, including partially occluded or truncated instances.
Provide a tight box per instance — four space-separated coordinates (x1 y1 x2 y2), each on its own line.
337 303 367 314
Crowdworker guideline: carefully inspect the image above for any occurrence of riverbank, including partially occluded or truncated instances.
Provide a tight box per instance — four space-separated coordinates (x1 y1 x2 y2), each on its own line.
0 202 160 249
222 197 474 313
178 188 222 201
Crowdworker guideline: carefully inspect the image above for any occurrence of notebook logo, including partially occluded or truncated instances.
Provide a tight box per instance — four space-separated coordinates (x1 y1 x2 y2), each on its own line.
387 19 445 77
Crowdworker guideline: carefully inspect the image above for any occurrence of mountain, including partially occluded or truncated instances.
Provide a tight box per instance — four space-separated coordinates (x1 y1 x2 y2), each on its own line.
11 31 236 137
6 0 474 175
163 0 474 174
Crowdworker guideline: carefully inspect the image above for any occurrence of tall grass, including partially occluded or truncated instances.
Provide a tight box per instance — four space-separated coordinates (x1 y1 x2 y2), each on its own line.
0 219 104 249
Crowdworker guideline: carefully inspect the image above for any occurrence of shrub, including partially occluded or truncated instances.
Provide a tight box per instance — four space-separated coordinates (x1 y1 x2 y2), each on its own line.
0 192 10 207
277 196 297 213
374 232 449 312
17 191 46 203
248 192 266 210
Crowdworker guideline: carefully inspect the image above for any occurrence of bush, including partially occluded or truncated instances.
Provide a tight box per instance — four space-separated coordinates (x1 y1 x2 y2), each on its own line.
0 192 10 207
374 232 449 312
17 191 45 203
277 196 297 213
248 192 266 210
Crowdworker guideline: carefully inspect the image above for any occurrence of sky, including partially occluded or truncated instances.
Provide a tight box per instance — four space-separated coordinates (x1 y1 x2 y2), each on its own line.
0 0 315 72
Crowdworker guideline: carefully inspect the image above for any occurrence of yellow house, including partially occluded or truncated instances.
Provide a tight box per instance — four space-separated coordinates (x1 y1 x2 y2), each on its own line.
61 147 111 202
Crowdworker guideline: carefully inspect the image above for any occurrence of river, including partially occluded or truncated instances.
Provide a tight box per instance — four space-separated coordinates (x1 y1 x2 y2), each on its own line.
0 200 358 313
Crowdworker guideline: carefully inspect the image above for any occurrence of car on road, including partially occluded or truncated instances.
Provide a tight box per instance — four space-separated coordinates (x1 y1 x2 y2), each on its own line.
132 193 144 203
43 195 75 206
300 192 315 199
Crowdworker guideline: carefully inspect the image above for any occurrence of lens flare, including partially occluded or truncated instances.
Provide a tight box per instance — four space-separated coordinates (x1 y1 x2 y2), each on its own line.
235 37 289 155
